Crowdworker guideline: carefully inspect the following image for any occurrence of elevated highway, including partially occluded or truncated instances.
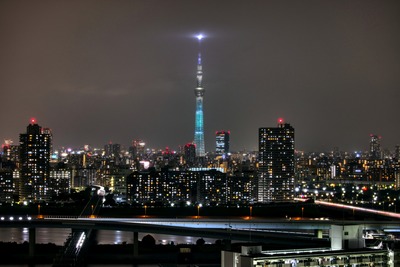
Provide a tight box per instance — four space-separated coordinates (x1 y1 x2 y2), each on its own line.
1 216 399 263
1 217 399 242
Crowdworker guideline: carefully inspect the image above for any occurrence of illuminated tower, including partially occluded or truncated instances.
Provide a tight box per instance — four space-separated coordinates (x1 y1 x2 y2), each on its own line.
194 34 206 157
258 118 295 203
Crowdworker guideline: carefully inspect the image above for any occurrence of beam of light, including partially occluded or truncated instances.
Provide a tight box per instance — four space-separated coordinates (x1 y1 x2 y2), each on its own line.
313 199 400 219
76 232 86 249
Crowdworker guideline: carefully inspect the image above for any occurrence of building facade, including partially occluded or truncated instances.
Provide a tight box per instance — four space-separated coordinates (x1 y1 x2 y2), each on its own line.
0 168 13 203
19 119 52 202
223 224 398 267
258 119 295 202
184 143 196 166
126 169 227 206
216 131 230 157
369 134 382 160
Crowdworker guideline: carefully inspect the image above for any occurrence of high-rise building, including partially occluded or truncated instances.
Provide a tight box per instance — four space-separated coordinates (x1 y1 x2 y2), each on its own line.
395 145 400 160
19 118 52 202
104 143 121 158
1 139 19 169
193 34 206 157
49 163 71 198
216 131 230 156
184 143 196 166
130 140 146 160
258 119 295 203
104 142 121 165
369 134 381 160
0 168 13 203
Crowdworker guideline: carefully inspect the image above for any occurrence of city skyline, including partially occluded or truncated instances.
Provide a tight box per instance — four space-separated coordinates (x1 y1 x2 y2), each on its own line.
0 1 399 152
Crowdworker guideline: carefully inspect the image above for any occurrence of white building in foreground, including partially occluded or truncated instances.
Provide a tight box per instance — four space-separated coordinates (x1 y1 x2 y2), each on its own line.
222 224 399 267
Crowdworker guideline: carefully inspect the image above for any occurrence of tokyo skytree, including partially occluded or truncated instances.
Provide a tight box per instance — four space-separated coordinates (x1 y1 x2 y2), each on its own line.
193 34 205 157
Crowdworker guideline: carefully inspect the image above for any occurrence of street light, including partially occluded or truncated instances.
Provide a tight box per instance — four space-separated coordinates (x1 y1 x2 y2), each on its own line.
38 204 41 215
197 204 202 218
301 207 304 219
249 206 253 219
144 205 147 217
91 205 94 215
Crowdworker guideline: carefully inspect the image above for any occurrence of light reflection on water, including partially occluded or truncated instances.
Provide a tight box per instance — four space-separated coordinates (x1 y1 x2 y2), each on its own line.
0 229 219 267
0 228 217 245
0 228 71 245
97 229 217 245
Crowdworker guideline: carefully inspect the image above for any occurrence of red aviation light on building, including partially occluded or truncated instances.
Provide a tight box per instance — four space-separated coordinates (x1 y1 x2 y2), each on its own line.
278 118 284 124
30 118 37 124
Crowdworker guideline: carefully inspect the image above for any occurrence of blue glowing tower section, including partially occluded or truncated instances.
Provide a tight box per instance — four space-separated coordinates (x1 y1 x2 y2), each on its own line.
194 34 205 157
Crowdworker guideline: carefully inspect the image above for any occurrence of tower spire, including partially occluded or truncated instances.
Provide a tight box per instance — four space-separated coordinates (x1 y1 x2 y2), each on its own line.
194 34 206 157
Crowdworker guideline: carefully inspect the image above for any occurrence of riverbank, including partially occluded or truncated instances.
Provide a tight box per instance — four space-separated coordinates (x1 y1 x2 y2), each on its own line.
0 237 324 265
1 201 387 221
0 242 60 264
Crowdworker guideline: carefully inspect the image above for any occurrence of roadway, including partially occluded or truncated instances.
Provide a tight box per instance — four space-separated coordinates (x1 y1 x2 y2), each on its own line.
1 199 400 247
0 217 329 246
1 216 399 243
315 200 400 220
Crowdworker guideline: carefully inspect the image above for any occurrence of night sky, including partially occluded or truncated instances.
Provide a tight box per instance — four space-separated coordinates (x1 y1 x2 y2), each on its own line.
1 0 399 153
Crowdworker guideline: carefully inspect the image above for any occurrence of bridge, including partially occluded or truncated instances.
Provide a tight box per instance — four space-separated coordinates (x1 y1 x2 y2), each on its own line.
1 199 400 265
1 216 399 255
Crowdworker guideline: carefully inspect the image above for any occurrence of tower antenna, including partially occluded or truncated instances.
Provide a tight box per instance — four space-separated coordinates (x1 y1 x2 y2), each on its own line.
193 33 206 157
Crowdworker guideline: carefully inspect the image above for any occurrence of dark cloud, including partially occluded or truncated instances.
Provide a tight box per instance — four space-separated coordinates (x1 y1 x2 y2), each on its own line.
1 0 399 152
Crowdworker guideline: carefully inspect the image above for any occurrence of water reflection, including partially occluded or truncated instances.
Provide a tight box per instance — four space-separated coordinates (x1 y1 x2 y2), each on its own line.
0 228 217 246
96 230 216 245
0 228 71 245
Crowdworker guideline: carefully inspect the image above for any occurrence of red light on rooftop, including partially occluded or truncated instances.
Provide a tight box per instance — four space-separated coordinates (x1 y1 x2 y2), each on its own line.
278 118 284 124
30 118 37 124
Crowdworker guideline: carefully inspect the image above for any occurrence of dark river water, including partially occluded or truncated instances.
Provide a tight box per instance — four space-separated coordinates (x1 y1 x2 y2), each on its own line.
0 228 220 267
0 227 217 245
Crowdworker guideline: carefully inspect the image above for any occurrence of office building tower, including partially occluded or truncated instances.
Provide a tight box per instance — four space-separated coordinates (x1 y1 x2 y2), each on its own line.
104 142 121 165
49 163 71 198
130 140 146 160
104 143 121 158
0 168 13 203
1 139 19 169
216 131 230 156
184 143 196 166
19 118 52 202
258 119 295 202
193 34 206 157
369 134 381 160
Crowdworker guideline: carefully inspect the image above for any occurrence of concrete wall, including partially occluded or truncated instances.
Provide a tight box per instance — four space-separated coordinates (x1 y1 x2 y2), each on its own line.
330 224 365 250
